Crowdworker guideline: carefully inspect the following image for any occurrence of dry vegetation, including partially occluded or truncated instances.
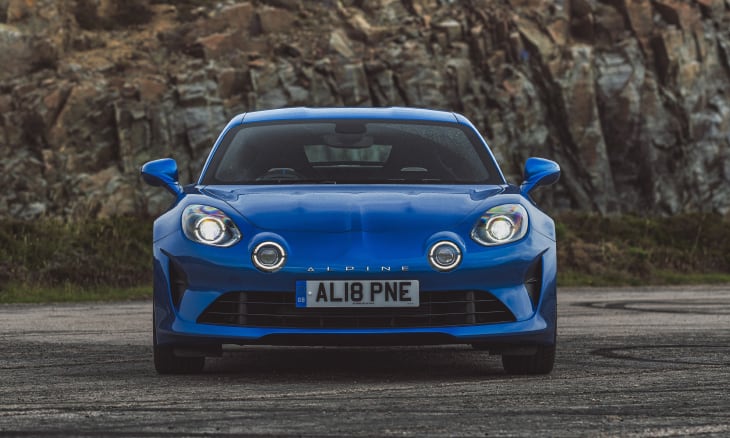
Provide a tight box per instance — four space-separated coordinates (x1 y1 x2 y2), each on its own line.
1 214 729 302
557 213 730 286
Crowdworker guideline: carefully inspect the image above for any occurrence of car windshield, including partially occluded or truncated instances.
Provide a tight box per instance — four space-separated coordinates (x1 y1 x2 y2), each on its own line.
201 121 502 185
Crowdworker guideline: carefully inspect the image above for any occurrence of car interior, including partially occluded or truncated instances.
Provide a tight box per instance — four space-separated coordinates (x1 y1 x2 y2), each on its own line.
209 122 497 185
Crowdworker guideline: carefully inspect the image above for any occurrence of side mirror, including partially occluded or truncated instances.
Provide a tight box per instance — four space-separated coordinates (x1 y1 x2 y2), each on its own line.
141 158 183 197
520 157 560 196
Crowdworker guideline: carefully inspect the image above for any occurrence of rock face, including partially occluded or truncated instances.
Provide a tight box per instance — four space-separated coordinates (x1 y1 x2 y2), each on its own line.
1 0 729 219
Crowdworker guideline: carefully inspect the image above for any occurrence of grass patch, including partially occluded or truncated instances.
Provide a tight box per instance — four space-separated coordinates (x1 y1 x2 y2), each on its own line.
648 271 730 286
0 218 152 303
557 270 730 288
0 218 151 287
0 214 729 303
556 213 730 287
0 283 150 304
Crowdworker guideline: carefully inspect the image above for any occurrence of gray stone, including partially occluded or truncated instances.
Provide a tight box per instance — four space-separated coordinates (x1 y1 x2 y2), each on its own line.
330 29 355 59
0 0 729 218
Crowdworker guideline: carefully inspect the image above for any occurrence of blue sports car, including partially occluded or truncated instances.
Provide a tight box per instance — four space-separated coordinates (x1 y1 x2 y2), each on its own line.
141 107 560 375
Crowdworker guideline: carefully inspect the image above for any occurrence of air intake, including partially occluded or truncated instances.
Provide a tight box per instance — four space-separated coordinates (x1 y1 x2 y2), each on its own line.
198 290 515 329
524 257 543 308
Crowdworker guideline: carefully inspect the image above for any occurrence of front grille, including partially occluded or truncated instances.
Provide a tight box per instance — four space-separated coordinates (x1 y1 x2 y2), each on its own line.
197 290 515 329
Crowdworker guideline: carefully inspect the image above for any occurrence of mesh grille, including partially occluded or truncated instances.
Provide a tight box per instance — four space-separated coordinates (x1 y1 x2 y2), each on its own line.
197 290 515 329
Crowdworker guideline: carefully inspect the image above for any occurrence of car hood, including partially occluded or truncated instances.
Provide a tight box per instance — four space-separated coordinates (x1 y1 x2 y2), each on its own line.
202 185 505 233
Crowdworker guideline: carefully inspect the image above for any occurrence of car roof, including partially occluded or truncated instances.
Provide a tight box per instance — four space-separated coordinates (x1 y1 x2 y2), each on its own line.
240 107 460 124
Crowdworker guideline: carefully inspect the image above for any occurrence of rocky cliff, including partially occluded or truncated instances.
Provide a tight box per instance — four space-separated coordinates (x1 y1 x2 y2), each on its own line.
1 0 729 219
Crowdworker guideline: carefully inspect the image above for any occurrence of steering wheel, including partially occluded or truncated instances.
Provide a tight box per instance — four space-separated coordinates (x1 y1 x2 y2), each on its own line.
256 168 307 182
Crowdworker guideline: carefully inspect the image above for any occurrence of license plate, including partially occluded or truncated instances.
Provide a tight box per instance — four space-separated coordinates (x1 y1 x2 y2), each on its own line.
296 280 419 308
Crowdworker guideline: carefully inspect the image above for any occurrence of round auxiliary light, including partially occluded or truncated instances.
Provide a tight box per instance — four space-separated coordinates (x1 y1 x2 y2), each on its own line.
195 217 226 244
252 241 286 272
486 216 515 242
428 241 462 272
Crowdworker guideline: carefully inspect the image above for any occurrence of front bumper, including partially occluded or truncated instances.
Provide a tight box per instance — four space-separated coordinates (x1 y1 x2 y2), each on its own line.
152 229 557 349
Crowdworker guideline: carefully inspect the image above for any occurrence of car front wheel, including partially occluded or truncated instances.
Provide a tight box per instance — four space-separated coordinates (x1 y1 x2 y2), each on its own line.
501 344 555 375
153 314 205 374
154 344 205 374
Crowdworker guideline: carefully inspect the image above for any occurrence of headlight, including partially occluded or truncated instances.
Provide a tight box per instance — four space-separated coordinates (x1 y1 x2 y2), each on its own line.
471 204 528 246
182 205 242 247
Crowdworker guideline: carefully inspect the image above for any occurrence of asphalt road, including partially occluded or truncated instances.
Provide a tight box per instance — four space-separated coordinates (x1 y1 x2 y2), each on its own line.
1 286 729 437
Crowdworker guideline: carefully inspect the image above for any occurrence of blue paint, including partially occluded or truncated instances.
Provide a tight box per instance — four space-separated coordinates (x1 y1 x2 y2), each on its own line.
143 107 560 356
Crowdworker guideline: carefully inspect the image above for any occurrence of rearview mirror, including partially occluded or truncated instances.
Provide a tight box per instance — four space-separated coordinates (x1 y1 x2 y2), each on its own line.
323 134 374 148
520 157 560 196
141 158 183 197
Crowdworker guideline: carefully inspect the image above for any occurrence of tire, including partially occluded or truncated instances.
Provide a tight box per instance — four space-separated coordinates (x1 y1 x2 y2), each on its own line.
153 312 205 374
154 344 205 374
501 344 555 375
470 343 490 351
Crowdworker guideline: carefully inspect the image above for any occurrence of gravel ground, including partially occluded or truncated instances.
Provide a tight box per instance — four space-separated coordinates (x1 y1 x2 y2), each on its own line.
1 286 729 436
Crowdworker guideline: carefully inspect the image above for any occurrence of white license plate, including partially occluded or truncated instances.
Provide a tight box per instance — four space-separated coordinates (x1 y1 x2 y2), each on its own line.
296 280 419 308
